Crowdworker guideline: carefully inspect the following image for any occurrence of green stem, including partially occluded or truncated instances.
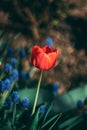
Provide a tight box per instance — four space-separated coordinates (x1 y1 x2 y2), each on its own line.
0 72 5 80
32 70 43 115
12 103 16 130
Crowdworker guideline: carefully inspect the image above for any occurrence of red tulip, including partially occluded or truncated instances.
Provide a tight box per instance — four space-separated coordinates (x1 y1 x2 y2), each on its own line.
30 45 58 70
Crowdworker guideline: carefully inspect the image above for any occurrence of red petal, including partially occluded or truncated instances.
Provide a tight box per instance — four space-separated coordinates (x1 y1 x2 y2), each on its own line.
31 45 43 56
48 49 58 68
30 45 43 64
42 46 52 54
36 53 51 70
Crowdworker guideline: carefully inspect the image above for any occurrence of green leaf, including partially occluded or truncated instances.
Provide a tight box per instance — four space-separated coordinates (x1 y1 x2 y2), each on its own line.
65 118 83 130
59 115 82 129
30 109 40 130
2 120 12 130
48 113 62 130
12 103 16 129
42 103 53 124
41 113 62 129
19 88 52 105
16 110 24 121
0 72 5 80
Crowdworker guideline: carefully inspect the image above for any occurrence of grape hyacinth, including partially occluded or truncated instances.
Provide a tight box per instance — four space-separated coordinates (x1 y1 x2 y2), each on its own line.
20 71 29 80
8 76 14 84
4 78 11 90
12 69 19 80
0 80 5 93
77 100 83 109
52 83 60 96
11 91 19 103
4 98 13 110
4 63 12 73
10 58 17 67
21 97 30 109
19 48 26 57
45 37 53 46
7 47 14 58
39 105 46 114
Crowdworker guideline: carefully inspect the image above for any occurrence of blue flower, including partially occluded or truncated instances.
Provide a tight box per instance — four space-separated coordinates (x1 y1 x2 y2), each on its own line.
21 97 30 109
10 58 17 67
4 63 12 73
0 80 5 93
20 71 29 80
4 98 12 109
52 83 60 96
7 47 14 58
19 49 26 57
77 100 83 109
39 105 46 114
45 37 53 46
4 79 11 90
53 83 60 91
11 91 19 103
12 69 19 80
8 76 14 84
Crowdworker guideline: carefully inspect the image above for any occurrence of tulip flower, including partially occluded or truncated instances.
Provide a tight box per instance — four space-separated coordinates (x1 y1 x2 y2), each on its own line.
30 45 58 70
30 45 59 115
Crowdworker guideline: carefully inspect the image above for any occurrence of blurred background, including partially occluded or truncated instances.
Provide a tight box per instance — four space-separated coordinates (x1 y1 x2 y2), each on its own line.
0 0 87 129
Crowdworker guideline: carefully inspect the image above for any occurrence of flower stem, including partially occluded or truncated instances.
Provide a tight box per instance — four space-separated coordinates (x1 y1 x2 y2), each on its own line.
12 103 16 130
32 70 43 115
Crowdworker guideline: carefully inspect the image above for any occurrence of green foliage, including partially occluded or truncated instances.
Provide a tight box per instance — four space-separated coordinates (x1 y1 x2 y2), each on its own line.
30 109 40 130
19 88 52 105
41 113 62 130
59 115 83 130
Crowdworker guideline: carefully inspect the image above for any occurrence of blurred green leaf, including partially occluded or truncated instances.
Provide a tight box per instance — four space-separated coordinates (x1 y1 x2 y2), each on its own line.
19 88 52 105
48 113 62 130
30 109 39 130
42 103 53 124
2 120 12 130
16 110 24 121
0 72 5 80
19 85 87 114
59 115 82 129
41 113 61 129
64 117 83 130
52 20 59 26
